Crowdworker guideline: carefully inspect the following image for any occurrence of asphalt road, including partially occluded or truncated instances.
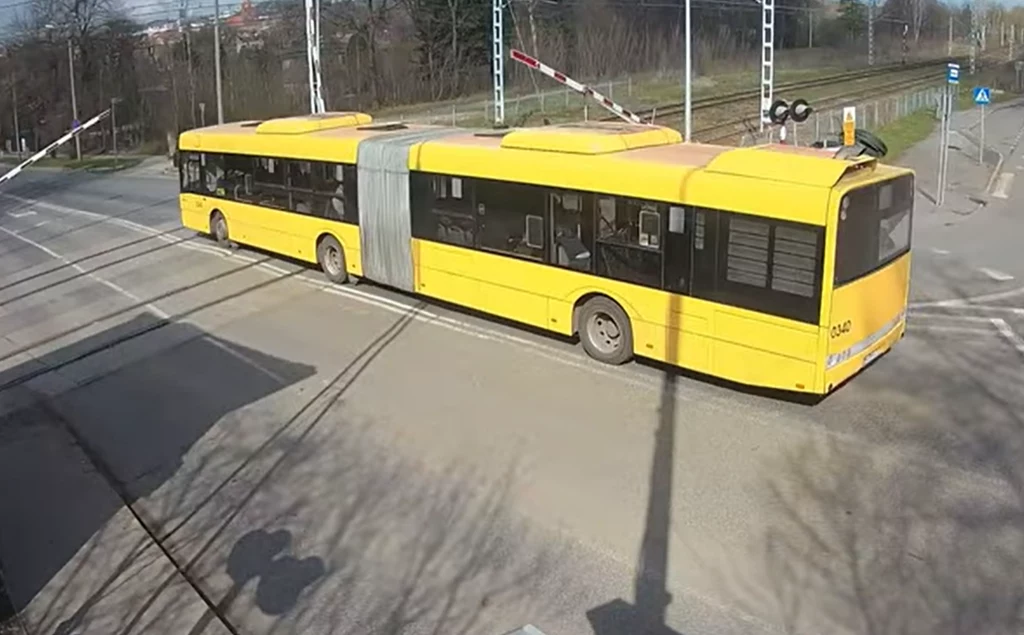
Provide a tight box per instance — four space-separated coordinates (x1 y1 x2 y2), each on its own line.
1 104 1024 635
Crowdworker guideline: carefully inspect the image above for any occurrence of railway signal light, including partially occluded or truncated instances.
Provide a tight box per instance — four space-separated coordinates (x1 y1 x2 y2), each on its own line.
770 97 815 124
768 99 789 124
790 98 812 123
767 98 812 125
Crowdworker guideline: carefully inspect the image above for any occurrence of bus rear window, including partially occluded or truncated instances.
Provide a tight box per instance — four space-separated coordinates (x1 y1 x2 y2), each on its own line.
834 174 913 286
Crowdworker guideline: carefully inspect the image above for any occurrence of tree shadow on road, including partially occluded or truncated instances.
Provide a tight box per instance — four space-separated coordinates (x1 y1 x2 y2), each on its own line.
0 312 316 635
758 318 1024 633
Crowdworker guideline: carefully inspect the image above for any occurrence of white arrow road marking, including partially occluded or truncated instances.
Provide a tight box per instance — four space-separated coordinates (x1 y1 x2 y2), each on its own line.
979 267 1015 282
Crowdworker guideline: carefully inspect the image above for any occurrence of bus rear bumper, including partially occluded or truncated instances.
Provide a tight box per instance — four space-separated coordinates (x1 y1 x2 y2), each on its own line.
823 311 906 393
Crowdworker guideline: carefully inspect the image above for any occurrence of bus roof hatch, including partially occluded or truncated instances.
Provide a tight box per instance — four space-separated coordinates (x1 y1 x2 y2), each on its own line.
255 112 373 135
705 146 877 187
499 122 682 155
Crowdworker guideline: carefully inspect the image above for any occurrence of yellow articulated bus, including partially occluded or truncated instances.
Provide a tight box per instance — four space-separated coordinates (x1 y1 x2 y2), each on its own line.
177 112 913 395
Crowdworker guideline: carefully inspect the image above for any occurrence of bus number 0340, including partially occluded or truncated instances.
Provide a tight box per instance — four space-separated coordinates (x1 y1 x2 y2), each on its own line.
830 320 852 338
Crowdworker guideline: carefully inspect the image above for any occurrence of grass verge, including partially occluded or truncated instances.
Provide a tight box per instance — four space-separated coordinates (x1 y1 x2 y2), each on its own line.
875 110 938 161
874 76 1016 161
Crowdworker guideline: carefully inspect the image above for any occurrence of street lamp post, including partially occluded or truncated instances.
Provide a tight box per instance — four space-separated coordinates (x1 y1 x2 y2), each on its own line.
111 97 121 167
213 0 224 124
11 75 22 159
684 0 692 141
68 38 81 161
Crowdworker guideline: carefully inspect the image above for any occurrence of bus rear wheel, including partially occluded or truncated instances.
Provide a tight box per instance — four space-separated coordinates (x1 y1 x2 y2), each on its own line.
578 296 633 365
317 235 348 284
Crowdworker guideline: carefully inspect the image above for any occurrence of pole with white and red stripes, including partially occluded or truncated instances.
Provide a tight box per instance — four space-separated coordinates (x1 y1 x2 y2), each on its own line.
509 49 646 126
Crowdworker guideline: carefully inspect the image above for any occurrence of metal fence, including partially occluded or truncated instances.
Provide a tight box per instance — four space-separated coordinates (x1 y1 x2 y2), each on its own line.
741 84 947 147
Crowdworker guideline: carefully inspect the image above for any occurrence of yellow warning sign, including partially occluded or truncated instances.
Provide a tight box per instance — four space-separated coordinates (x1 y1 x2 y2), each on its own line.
842 106 856 146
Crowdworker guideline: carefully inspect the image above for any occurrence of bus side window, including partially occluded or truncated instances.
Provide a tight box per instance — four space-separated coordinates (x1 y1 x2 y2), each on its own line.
252 157 289 210
664 205 691 293
287 160 316 214
476 178 544 260
690 208 720 300
594 196 663 289
549 190 593 272
410 171 475 246
223 154 254 201
182 153 203 193
203 153 225 195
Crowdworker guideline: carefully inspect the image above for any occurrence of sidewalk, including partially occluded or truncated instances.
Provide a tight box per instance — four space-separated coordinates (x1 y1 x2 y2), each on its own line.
0 388 231 635
896 97 1024 224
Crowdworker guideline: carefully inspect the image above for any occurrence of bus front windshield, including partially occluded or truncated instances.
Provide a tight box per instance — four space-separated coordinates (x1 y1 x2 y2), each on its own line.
834 174 914 286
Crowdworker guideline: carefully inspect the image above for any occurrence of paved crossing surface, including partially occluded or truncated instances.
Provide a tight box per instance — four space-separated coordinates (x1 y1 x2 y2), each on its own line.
0 103 1023 635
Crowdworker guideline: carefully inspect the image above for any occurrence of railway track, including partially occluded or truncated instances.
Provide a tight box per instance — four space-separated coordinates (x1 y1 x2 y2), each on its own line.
601 55 969 123
698 65 949 143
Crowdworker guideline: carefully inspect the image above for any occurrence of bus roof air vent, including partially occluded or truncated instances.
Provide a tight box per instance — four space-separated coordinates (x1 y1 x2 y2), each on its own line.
356 122 409 131
255 112 373 135
474 129 513 138
239 121 262 127
499 122 682 155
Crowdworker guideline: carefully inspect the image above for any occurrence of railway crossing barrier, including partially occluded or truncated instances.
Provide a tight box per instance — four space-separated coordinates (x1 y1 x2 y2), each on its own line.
0 107 111 188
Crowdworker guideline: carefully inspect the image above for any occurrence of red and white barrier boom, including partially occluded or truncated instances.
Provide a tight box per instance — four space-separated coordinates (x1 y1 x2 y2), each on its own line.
0 108 111 187
509 49 646 126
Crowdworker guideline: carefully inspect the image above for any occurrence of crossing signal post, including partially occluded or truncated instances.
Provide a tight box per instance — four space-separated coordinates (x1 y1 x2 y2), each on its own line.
937 62 960 206
766 97 811 144
973 86 991 165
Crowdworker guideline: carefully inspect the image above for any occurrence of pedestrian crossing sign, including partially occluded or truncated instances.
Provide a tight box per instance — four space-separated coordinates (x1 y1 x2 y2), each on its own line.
973 87 991 105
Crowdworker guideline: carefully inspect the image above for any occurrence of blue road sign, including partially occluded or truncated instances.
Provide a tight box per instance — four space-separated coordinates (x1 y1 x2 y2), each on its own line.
947 62 960 85
973 87 991 105
72 118 80 129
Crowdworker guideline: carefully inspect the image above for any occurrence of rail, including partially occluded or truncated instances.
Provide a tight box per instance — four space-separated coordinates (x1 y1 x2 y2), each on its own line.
602 55 970 124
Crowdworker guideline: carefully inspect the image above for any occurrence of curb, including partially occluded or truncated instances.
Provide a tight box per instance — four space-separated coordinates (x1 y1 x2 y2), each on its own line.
962 95 1024 194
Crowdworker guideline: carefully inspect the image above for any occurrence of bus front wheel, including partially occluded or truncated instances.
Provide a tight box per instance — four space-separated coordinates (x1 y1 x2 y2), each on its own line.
578 296 633 365
317 235 348 284
210 211 231 247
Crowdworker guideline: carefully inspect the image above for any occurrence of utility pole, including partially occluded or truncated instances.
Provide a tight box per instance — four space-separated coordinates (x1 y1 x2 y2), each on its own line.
808 8 813 49
902 22 908 64
970 0 977 74
213 0 224 124
492 0 504 126
1011 24 1015 61
684 0 691 141
304 0 325 113
67 38 81 161
759 0 775 132
867 0 875 66
111 97 120 167
948 14 953 56
11 76 21 159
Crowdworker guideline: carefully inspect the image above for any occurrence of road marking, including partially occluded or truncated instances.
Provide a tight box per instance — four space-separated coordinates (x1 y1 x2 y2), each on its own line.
979 267 1015 282
910 284 1024 308
0 221 286 386
930 248 950 255
990 318 1024 354
908 325 997 335
911 312 1001 323
7 210 36 218
5 191 1021 507
991 172 1014 199
910 304 1024 316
